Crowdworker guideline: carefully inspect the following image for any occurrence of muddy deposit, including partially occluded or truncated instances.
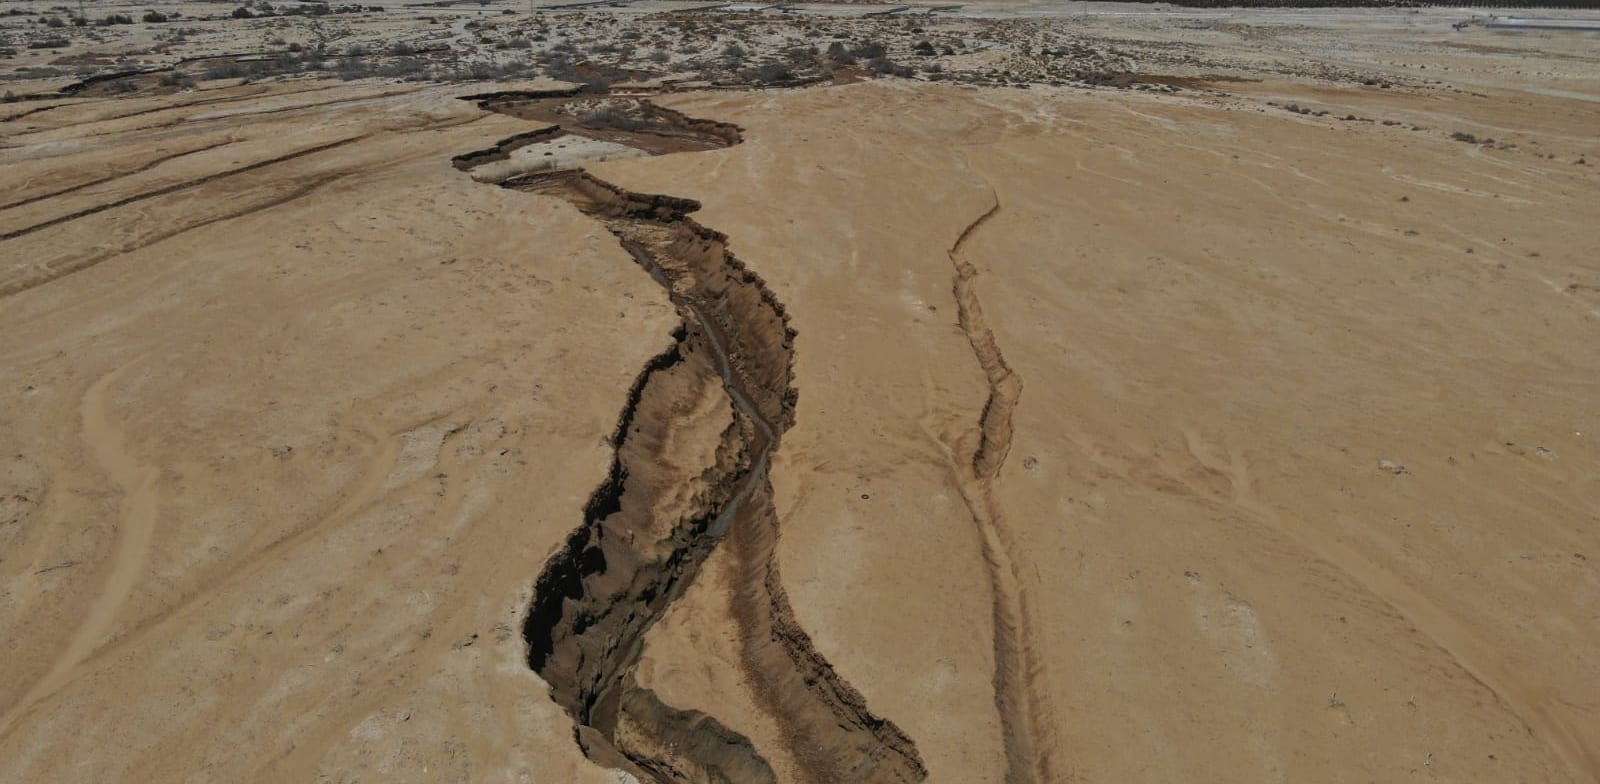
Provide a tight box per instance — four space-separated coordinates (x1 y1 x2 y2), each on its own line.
456 92 925 784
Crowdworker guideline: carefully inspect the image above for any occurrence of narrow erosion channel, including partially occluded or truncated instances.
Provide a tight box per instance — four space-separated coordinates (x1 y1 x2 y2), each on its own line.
455 89 926 784
946 186 1059 784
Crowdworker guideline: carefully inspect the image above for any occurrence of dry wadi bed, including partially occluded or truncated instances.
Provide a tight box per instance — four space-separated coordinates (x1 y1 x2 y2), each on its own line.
2 2 1599 783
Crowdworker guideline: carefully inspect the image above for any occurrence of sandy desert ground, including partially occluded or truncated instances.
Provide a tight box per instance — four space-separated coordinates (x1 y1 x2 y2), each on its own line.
2 1 1598 782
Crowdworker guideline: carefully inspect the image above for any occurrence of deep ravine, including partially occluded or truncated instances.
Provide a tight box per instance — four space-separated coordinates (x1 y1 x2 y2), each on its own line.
455 89 926 784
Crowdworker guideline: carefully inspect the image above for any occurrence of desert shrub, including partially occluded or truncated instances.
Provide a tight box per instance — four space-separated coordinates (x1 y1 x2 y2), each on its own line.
106 78 139 93
97 13 134 25
287 41 302 52
231 6 253 18
377 56 425 78
913 40 934 56
648 49 669 64
743 61 792 83
211 55 304 80
850 42 885 60
540 52 573 74
436 60 517 82
825 41 852 64
44 14 65 27
202 61 249 79
388 40 414 55
784 45 816 64
345 43 368 56
1450 131 1480 143
158 70 195 87
721 42 744 60
867 55 912 78
503 36 530 49
578 107 645 131
334 56 374 79
539 53 615 92
142 10 167 22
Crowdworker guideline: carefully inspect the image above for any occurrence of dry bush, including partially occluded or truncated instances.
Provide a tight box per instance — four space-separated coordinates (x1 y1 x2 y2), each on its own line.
742 61 793 84
579 106 647 131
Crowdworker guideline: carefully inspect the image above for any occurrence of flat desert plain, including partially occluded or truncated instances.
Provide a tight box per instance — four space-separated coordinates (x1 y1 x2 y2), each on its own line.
1 3 1598 783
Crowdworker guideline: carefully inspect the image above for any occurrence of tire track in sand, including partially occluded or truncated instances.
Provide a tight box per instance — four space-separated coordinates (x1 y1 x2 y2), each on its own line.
9 419 407 713
0 135 362 244
0 137 235 212
0 359 159 736
0 170 349 300
946 176 1065 784
1178 430 1599 784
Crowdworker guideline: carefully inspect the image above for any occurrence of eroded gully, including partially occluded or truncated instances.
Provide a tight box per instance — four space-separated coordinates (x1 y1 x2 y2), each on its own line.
453 89 926 784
